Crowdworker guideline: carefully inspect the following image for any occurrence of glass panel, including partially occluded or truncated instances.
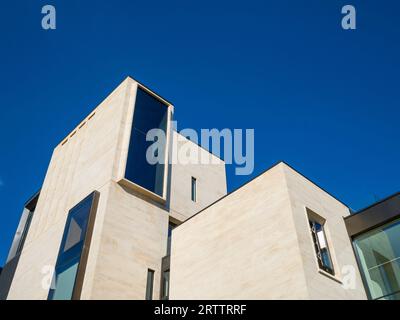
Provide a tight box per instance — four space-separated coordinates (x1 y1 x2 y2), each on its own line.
309 220 334 275
125 88 168 197
48 193 96 300
354 218 400 300
145 269 154 300
15 211 33 256
162 270 170 299
191 177 197 202
63 203 89 252
51 259 79 300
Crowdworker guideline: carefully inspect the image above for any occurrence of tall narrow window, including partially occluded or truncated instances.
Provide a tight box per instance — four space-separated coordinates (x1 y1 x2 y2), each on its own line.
309 218 335 275
15 211 33 256
191 177 197 202
167 221 177 255
161 269 170 300
125 87 169 197
145 269 155 300
48 191 99 300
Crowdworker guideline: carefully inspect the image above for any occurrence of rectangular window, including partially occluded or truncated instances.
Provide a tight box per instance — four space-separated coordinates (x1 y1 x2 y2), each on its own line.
308 214 335 275
125 87 169 197
353 218 400 300
48 192 99 300
145 269 155 300
15 210 33 256
6 192 40 263
161 269 170 300
167 221 177 255
191 177 197 202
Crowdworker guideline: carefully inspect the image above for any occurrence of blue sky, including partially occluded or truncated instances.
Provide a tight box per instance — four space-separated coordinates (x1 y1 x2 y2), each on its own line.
0 0 399 265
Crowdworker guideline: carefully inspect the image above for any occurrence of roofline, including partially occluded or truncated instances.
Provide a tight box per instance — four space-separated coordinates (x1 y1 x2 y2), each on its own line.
55 76 174 148
24 189 41 207
126 75 174 106
178 160 351 227
344 191 400 219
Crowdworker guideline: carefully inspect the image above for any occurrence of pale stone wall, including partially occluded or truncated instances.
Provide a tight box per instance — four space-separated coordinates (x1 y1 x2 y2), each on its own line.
283 165 367 299
7 78 131 300
84 181 169 299
6 77 227 300
169 163 309 299
169 162 367 299
169 131 227 221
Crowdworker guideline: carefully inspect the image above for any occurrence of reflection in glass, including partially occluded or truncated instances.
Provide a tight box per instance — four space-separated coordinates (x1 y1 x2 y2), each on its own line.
309 220 334 275
162 270 170 300
354 218 400 300
125 87 168 197
191 177 197 202
48 193 96 300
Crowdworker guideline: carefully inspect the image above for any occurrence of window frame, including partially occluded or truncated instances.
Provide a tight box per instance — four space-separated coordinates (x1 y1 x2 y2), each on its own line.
306 209 336 277
48 191 100 300
119 83 173 204
145 269 155 300
352 217 400 300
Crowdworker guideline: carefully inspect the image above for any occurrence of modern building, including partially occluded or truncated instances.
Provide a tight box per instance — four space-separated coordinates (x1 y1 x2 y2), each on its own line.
0 77 398 300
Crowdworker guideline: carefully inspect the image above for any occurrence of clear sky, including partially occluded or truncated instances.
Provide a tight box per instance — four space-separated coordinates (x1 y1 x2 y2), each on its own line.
0 0 399 265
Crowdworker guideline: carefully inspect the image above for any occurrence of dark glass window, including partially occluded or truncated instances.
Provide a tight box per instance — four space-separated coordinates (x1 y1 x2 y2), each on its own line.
309 220 335 275
145 269 155 300
15 211 33 256
167 221 177 255
125 87 168 197
48 192 98 300
161 269 170 300
191 177 197 202
354 218 400 300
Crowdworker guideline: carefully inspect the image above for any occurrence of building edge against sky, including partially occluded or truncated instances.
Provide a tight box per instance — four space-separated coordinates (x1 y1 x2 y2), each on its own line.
0 77 399 300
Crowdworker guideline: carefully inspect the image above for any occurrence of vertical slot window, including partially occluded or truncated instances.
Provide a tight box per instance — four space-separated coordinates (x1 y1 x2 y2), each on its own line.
167 221 177 255
145 269 155 300
191 177 197 202
161 269 170 300
309 218 335 275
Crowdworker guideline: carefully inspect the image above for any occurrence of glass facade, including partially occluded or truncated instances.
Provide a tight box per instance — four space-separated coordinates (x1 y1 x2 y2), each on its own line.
125 87 169 197
309 219 334 275
48 192 98 300
353 218 400 300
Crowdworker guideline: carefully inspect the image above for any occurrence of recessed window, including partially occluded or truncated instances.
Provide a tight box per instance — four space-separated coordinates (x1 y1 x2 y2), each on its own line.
161 269 170 300
307 211 334 275
125 87 169 197
191 177 197 202
167 221 177 255
15 211 33 256
48 192 99 300
145 269 155 300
